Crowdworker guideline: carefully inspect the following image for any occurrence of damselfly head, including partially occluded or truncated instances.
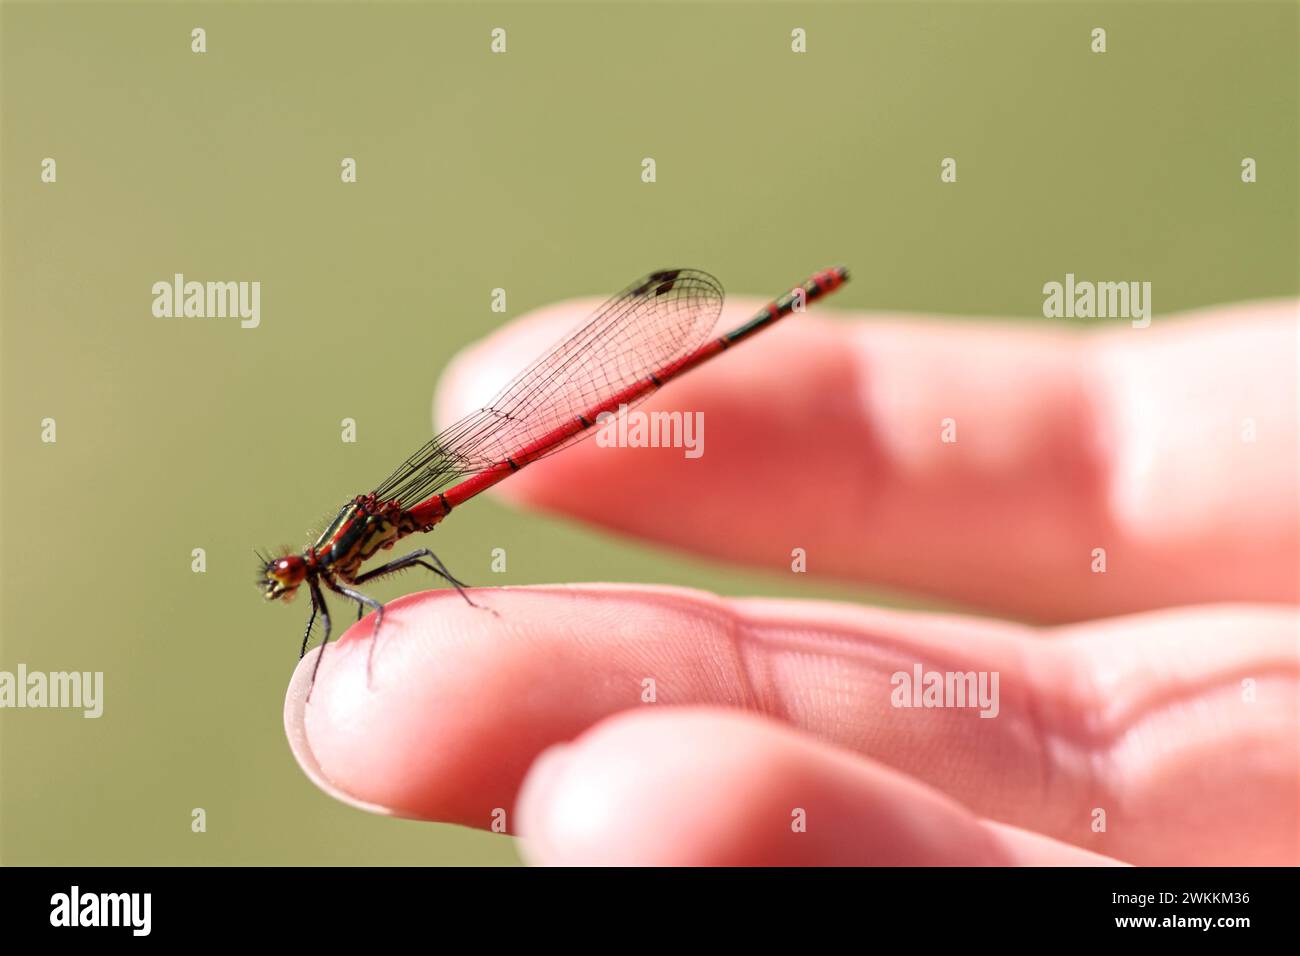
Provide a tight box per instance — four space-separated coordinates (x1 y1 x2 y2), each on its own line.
260 553 307 601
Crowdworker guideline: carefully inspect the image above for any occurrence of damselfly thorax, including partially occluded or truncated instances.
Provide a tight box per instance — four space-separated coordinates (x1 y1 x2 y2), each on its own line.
312 494 433 581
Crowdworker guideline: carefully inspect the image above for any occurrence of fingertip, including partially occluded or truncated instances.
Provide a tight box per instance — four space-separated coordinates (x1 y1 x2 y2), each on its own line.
284 644 398 818
283 590 515 822
513 743 575 866
515 707 1010 866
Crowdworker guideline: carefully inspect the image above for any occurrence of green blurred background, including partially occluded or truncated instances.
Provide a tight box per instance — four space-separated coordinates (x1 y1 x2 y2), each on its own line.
1 1 1295 864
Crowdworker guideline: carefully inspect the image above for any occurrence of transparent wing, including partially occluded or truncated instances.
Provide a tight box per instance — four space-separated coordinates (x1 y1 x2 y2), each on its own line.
373 268 724 507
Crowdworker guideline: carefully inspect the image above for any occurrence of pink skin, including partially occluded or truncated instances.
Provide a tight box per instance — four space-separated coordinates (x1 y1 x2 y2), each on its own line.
285 297 1299 866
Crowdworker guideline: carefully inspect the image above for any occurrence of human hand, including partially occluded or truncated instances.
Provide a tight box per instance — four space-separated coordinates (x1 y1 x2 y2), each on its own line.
285 296 1298 865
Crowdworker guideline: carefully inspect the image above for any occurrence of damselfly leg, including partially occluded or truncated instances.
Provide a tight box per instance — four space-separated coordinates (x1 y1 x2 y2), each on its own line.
299 589 319 660
348 549 487 680
353 549 479 604
318 578 383 681
305 578 332 700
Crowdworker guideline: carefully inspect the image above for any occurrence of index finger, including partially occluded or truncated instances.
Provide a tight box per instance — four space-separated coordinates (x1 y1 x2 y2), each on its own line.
436 298 1299 622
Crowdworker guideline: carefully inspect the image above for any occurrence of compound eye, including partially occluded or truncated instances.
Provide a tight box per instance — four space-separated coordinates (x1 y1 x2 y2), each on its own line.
269 556 305 585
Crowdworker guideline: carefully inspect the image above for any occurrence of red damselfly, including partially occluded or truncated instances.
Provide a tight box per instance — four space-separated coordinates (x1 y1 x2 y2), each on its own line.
261 266 850 696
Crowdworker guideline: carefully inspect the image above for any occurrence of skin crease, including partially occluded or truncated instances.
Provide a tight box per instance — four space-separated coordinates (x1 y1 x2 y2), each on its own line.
285 297 1299 866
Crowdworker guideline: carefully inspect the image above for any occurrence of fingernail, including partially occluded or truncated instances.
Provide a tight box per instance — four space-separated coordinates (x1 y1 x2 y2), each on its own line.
283 648 396 816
